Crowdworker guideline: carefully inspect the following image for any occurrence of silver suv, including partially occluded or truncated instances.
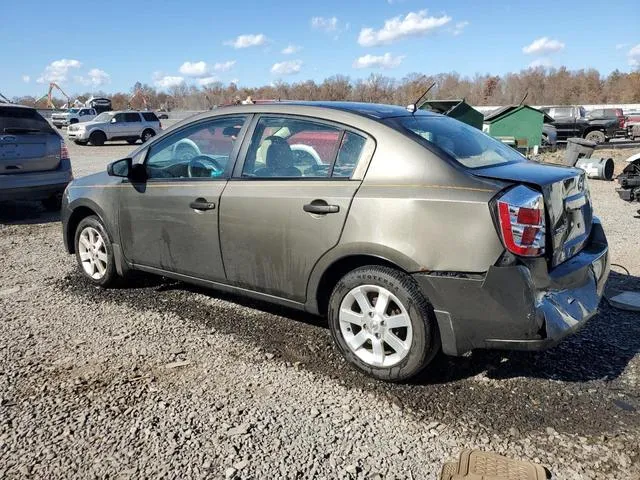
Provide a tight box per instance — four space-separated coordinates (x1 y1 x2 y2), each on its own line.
67 111 161 146
61 102 610 382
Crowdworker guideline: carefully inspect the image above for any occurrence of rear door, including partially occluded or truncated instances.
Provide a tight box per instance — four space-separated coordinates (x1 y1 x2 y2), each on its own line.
124 112 143 137
219 114 372 302
0 106 60 173
118 115 249 280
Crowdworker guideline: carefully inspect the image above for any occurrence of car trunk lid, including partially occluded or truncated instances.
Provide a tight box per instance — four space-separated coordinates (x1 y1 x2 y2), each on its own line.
473 161 592 267
0 132 60 173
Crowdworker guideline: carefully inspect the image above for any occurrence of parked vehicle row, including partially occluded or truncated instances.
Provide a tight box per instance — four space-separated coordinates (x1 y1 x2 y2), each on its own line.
61 101 610 382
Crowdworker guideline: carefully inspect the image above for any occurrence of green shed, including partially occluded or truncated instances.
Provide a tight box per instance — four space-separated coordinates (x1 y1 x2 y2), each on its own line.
482 105 545 150
420 99 484 130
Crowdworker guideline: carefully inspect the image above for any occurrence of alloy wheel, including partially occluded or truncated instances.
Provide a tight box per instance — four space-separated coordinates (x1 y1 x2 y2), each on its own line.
78 226 108 280
339 285 413 367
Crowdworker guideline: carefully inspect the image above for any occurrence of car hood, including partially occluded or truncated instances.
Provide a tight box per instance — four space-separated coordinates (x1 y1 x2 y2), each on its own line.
78 121 108 128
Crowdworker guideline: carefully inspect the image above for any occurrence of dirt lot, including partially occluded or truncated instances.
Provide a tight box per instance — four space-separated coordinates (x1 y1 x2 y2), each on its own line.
0 136 639 479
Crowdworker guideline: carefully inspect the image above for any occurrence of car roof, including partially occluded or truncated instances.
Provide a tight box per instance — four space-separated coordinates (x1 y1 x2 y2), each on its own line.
0 103 36 110
274 101 435 120
231 101 438 120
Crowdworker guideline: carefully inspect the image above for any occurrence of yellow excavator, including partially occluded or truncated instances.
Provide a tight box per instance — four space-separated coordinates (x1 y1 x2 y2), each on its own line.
35 82 71 109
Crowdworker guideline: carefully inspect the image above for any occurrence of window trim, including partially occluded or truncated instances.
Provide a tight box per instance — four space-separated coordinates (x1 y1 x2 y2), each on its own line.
141 113 252 183
231 113 374 181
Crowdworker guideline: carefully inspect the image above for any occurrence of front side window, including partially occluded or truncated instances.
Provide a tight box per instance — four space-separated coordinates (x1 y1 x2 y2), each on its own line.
113 113 126 123
242 117 362 179
145 116 246 180
395 115 526 169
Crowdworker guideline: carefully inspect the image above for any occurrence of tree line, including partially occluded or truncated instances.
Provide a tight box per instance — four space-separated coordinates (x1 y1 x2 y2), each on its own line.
12 67 640 111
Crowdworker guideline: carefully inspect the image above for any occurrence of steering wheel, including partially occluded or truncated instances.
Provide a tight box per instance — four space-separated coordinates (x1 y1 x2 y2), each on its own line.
173 139 201 162
188 155 223 178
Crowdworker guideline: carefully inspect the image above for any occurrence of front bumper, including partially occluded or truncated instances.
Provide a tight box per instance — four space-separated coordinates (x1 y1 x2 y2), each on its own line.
413 218 610 356
52 118 69 127
67 129 89 140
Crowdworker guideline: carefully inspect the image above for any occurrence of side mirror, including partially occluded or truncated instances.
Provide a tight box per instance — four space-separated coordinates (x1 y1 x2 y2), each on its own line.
107 158 131 177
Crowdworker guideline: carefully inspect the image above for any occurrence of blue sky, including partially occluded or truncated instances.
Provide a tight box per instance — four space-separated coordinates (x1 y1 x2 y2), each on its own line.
2 0 639 97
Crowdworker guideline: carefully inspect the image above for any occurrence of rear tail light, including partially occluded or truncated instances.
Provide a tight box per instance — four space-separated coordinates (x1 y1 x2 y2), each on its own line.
496 185 546 257
60 140 70 161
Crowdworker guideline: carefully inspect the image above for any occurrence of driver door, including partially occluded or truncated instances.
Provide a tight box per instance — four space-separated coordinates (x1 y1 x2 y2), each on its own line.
118 115 249 281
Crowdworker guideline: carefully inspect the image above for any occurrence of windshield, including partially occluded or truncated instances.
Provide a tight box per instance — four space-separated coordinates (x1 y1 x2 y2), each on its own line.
394 115 525 169
68 108 80 113
94 112 114 122
0 106 55 133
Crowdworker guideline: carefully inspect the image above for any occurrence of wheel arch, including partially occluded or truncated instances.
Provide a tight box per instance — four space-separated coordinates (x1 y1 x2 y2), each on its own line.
65 200 109 253
306 245 420 316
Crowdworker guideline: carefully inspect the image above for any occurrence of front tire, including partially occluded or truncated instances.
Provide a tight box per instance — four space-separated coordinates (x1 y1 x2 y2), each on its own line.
74 215 118 287
584 130 605 144
89 131 106 146
328 266 440 382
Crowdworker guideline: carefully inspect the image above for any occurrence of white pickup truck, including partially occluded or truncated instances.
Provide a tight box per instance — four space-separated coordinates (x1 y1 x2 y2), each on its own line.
51 107 97 129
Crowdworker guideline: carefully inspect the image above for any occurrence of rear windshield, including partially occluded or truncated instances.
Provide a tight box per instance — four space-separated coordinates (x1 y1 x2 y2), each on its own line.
142 112 159 121
393 115 525 169
0 107 55 133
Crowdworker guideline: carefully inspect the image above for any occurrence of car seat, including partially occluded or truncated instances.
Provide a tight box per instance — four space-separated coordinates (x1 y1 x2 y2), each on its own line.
254 136 301 177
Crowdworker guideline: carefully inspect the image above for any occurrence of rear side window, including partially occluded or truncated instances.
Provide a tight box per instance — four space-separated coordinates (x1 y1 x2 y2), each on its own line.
0 107 54 133
124 113 141 122
142 112 159 122
241 116 365 179
394 115 525 169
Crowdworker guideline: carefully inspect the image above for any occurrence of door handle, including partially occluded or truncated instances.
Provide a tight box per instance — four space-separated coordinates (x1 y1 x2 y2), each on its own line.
190 198 216 211
303 200 339 215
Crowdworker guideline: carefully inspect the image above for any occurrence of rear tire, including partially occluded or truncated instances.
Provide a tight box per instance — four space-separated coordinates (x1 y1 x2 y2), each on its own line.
328 266 440 382
89 131 106 146
141 129 155 143
584 130 605 144
74 215 118 287
74 140 88 146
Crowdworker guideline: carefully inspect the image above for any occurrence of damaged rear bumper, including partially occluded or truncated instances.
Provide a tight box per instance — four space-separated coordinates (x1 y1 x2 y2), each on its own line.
413 218 610 356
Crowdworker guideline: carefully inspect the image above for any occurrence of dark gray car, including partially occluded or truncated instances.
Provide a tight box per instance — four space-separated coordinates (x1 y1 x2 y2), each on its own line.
61 102 610 381
0 104 73 210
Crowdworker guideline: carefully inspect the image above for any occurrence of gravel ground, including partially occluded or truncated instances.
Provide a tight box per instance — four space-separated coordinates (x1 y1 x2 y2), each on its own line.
0 138 638 479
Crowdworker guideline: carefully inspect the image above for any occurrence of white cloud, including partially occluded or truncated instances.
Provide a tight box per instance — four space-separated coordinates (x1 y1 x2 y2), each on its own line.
22 75 30 83
36 59 82 84
353 53 405 69
153 74 185 89
197 76 219 86
282 44 302 55
213 60 236 72
528 58 553 69
522 37 565 55
629 44 640 66
225 34 267 49
358 10 451 47
311 16 339 32
85 68 110 86
271 60 302 76
179 61 209 77
451 21 469 36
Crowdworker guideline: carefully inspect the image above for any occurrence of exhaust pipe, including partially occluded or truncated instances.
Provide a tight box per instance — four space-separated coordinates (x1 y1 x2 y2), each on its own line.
575 157 615 181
